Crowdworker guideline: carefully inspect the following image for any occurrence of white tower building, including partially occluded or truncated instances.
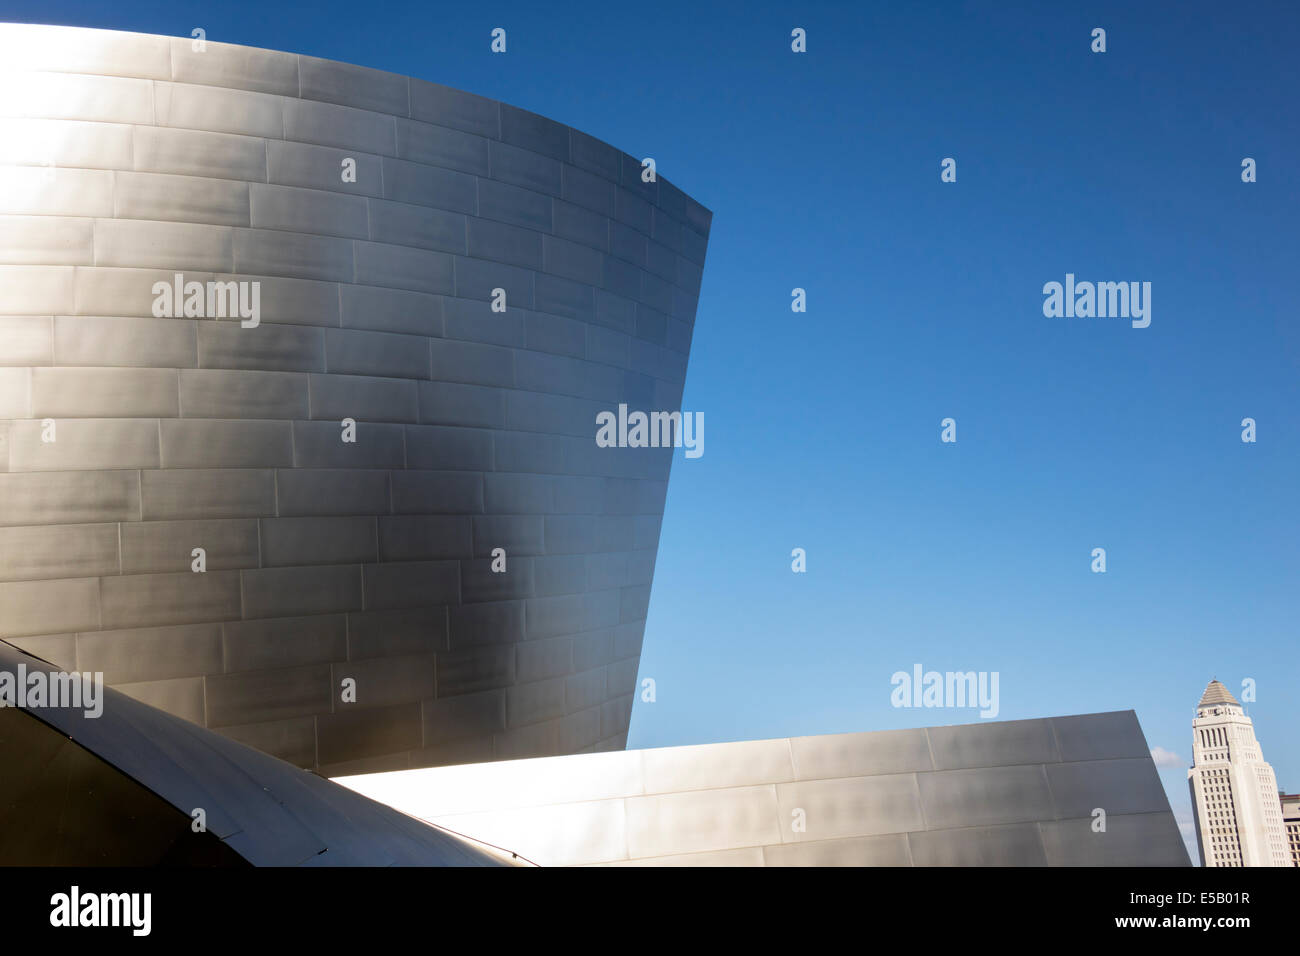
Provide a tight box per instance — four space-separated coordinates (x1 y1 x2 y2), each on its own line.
1187 679 1290 866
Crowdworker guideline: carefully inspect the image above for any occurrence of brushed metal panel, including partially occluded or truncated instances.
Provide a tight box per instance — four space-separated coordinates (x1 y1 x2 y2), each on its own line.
907 823 1048 866
119 518 259 573
260 516 378 567
452 255 534 308
114 676 206 725
1040 812 1191 866
316 701 422 765
133 126 267 182
291 420 406 469
569 130 621 182
241 565 364 620
205 663 334 728
763 834 912 867
775 774 925 843
72 266 210 318
558 705 602 751
495 718 561 760
75 623 223 683
562 164 615 217
94 219 235 272
408 79 499 138
790 728 935 779
421 689 506 745
275 468 390 517
0 118 132 170
31 367 178 418
625 785 782 859
168 36 299 96
54 316 196 368
331 654 435 710
0 24 170 79
154 81 283 138
507 677 566 727
354 240 455 296
308 373 418 423
283 97 397 155
1045 757 1172 818
114 171 251 227
368 197 467 256
179 368 309 419
324 328 430 379
222 614 348 673
0 523 120 582
0 577 100 636
428 338 514 388
0 470 139 526
642 738 795 795
267 140 385 198
0 367 27 418
227 273 340 328
340 282 445 337
499 105 569 163
489 140 562 196
250 183 370 239
553 199 608 252
389 470 484 514
477 178 550 231
377 515 471 561
8 418 160 472
298 56 409 115
233 227 354 282
159 419 293 469
927 717 1061 771
437 644 514 697
1051 710 1150 762
0 265 75 314
381 157 477 215
395 118 489 175
0 316 53 366
467 217 542 270
599 694 633 738
362 559 459 610
140 468 276 520
3 72 153 124
347 607 446 659
916 765 1056 830
100 569 243 629
217 716 317 767
0 215 93 266
198 321 323 374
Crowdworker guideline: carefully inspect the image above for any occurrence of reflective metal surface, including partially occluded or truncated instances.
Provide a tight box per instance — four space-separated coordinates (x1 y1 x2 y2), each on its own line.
0 640 510 865
0 24 710 773
336 711 1193 866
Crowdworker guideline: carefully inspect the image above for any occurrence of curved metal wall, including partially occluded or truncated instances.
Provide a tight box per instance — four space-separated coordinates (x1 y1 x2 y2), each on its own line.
0 24 710 775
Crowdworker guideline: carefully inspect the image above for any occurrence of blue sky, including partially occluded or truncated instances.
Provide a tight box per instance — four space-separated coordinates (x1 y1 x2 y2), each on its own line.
12 0 1297 861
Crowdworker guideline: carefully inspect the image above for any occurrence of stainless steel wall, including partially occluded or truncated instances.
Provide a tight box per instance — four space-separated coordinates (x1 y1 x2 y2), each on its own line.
0 24 709 775
336 711 1193 866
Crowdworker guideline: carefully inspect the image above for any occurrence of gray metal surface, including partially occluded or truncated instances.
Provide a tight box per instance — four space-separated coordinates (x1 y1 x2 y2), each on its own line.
336 710 1193 866
0 24 710 774
0 639 511 865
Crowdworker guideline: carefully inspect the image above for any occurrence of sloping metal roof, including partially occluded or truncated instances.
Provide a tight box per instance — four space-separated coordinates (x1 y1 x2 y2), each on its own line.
0 640 514 866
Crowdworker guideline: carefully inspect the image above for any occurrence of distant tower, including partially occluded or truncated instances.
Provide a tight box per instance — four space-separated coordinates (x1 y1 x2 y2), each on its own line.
1187 680 1290 866
1281 794 1300 867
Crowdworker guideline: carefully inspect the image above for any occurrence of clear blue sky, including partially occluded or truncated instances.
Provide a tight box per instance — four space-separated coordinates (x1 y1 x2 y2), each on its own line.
12 0 1297 862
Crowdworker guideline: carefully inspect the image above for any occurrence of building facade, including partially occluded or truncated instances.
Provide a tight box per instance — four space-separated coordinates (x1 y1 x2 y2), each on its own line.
1281 793 1300 867
335 710 1191 866
1187 679 1291 866
0 24 710 776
